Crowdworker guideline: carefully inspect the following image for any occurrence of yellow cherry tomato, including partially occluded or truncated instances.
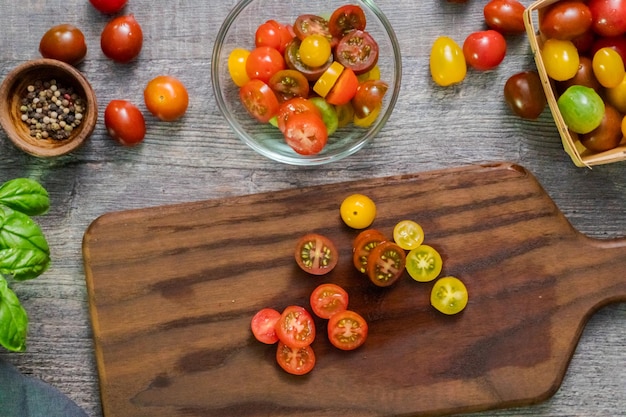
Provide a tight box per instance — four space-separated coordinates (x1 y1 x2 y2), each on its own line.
606 74 626 114
430 276 468 315
353 105 381 127
393 220 425 250
541 39 579 82
299 34 332 68
593 47 626 89
357 65 381 82
430 36 467 87
340 194 376 229
227 48 250 87
313 61 344 97
622 115 626 139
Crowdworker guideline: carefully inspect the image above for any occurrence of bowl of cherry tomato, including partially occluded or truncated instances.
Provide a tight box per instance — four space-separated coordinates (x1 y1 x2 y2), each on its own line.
211 0 401 165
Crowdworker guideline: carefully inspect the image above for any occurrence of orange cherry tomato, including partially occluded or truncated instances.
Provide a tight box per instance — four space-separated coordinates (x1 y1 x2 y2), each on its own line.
144 75 189 121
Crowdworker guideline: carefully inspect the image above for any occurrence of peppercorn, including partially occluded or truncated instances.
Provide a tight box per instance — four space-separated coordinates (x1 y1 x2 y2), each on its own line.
19 79 86 141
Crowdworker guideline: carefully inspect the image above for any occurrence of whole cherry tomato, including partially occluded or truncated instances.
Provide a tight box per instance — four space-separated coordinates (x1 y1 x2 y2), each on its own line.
557 85 605 134
541 38 580 81
579 104 623 152
588 0 626 37
592 47 626 88
104 100 146 146
540 1 593 40
463 30 507 71
144 75 189 121
101 14 143 63
39 24 87 66
89 0 127 14
606 74 626 113
504 71 547 119
483 0 526 35
430 36 467 86
245 46 286 84
591 35 626 65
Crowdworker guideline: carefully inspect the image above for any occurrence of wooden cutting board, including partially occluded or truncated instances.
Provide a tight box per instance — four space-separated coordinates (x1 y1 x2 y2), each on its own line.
82 161 626 417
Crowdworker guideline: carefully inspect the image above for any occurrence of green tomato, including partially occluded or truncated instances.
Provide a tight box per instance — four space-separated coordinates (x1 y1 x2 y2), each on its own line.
309 97 339 135
557 85 605 134
430 36 466 87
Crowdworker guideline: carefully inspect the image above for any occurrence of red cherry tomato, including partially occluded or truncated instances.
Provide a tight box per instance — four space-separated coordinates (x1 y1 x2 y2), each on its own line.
483 0 526 34
245 46 286 84
144 75 189 121
366 240 406 287
328 5 367 38
540 1 593 40
335 30 379 75
588 0 626 37
463 30 507 71
327 310 368 351
39 24 87 66
294 233 338 274
89 0 127 14
100 14 143 63
326 68 359 106
274 305 316 348
310 283 349 319
104 100 146 146
352 229 386 274
255 20 293 54
275 97 321 133
239 79 280 123
250 308 281 344
276 341 316 375
283 112 329 155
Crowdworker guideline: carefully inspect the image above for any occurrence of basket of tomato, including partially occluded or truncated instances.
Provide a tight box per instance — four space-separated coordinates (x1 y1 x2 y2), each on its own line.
524 0 626 167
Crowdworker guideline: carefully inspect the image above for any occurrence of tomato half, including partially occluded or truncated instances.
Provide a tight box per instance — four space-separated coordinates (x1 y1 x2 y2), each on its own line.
104 100 146 146
294 233 338 275
284 38 333 81
328 5 367 38
351 80 388 119
100 14 143 63
144 75 189 121
274 305 316 348
310 283 349 319
313 61 345 98
430 276 469 315
340 193 377 229
335 30 379 75
251 307 281 344
393 220 424 250
366 241 406 287
39 24 87 66
269 69 310 101
327 310 368 350
276 97 321 133
283 112 328 155
352 229 386 274
239 79 280 123
246 46 286 84
293 14 336 47
406 245 443 283
326 67 359 106
276 341 316 375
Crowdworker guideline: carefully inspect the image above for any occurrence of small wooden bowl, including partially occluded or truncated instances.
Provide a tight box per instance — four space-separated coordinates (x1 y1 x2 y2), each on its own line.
0 58 97 157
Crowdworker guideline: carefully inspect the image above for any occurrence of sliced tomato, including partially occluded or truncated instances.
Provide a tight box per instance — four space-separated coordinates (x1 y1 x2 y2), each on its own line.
352 79 388 119
276 341 316 375
335 30 379 75
313 61 345 97
294 233 338 275
430 276 468 315
284 38 333 81
310 283 349 319
239 79 280 123
269 69 310 102
406 244 442 283
283 112 328 155
326 67 359 106
393 220 425 250
275 305 316 348
250 307 281 344
293 14 337 47
329 4 367 38
276 97 321 133
366 240 406 287
352 229 386 274
327 310 368 350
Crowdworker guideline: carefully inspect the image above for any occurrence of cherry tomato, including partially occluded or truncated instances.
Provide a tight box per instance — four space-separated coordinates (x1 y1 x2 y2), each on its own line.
299 34 332 68
504 71 547 120
39 24 87 66
276 97 320 132
275 305 316 348
327 310 368 350
366 241 406 287
591 35 626 65
393 220 424 250
283 112 328 155
580 104 624 152
340 194 376 229
239 79 280 123
483 0 526 35
228 48 251 87
310 283 349 319
284 38 333 81
313 62 345 98
250 307 281 344
556 56 602 95
335 30 379 75
430 36 467 86
622 114 626 137
104 100 146 146
276 341 316 375
606 74 626 113
353 105 381 127
294 233 338 275
351 79 388 119
541 38 580 81
293 14 335 47
309 97 339 135
255 20 291 53
431 276 468 315
269 69 310 101
326 68 359 106
100 14 143 63
593 47 626 88
406 245 443 283
540 1 593 40
329 5 367 38
352 229 386 274
245 46 286 84
144 75 189 121
89 0 127 14
588 0 626 37
557 85 606 134
462 30 507 71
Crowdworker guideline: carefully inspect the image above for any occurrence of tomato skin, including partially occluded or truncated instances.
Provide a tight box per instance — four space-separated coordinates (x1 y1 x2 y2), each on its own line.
144 75 189 121
606 74 626 113
255 20 289 53
430 276 469 315
283 112 328 155
101 14 143 63
246 46 286 84
294 233 338 275
351 80 388 119
366 241 406 287
239 79 280 123
335 30 379 75
328 5 367 38
540 1 593 40
504 71 547 120
310 283 349 319
556 56 603 95
89 0 127 14
430 36 467 86
251 308 281 344
276 341 315 375
591 35 626 65
39 24 87 66
275 305 316 349
104 100 146 146
557 85 606 134
588 0 626 37
483 0 526 35
340 194 376 229
462 30 507 71
327 310 368 351
541 38 580 81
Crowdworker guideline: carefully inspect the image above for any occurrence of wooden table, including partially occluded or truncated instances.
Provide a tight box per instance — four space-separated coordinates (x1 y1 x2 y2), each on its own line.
1 1 624 416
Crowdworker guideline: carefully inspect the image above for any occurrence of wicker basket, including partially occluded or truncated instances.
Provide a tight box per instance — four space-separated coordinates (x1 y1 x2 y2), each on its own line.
524 0 626 167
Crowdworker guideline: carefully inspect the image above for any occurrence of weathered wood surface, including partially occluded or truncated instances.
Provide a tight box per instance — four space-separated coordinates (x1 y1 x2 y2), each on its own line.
1 1 625 417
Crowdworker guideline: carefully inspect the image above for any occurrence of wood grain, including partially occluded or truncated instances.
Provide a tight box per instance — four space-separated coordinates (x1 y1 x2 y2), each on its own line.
82 162 626 417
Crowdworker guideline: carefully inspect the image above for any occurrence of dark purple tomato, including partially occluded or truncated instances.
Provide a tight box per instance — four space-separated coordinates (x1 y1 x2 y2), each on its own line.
556 56 602 95
483 0 526 34
39 24 87 65
101 14 143 63
579 103 623 152
540 1 593 40
504 71 547 120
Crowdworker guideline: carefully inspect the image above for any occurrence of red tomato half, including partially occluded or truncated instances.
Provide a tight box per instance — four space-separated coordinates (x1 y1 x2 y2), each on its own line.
104 100 146 146
268 69 310 102
276 341 316 375
245 46 286 84
310 283 349 319
293 14 336 47
366 240 406 287
463 30 507 71
100 14 143 63
239 79 280 123
328 5 367 38
294 233 338 274
283 112 328 155
352 229 386 274
335 30 379 75
251 308 281 344
275 305 316 348
276 97 321 133
327 310 368 350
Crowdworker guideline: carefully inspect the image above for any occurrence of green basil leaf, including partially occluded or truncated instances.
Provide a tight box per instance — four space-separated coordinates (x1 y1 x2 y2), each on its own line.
0 276 28 352
0 178 50 216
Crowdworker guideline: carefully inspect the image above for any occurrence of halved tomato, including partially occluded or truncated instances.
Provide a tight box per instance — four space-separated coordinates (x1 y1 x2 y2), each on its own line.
352 79 388 119
335 30 379 75
276 341 316 375
239 79 280 123
326 67 359 106
283 112 328 155
329 4 367 38
245 46 285 83
269 69 310 101
274 305 316 348
276 97 321 133
327 310 368 350
250 307 281 344
295 233 338 275
430 276 469 315
293 14 337 47
284 38 333 81
406 244 442 282
352 228 386 274
393 220 425 250
366 240 406 287
310 283 349 319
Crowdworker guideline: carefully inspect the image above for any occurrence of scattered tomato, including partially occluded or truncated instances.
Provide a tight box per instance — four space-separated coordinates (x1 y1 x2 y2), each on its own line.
276 341 316 375
430 36 467 86
89 0 127 14
250 308 281 344
393 220 424 250
406 244 443 283
352 228 386 273
239 79 280 123
294 233 338 275
144 75 189 121
430 276 468 315
104 100 146 146
483 0 526 35
366 240 406 287
310 283 349 319
557 85 606 134
504 71 547 120
327 310 368 350
463 30 507 71
274 305 316 348
340 194 376 229
100 14 143 63
39 24 87 66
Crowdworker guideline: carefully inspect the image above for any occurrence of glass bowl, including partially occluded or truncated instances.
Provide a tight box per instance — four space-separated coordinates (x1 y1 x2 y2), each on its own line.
211 0 401 165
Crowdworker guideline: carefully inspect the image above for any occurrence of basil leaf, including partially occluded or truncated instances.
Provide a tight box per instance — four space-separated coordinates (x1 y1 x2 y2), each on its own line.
0 276 28 352
0 206 50 281
0 178 50 216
